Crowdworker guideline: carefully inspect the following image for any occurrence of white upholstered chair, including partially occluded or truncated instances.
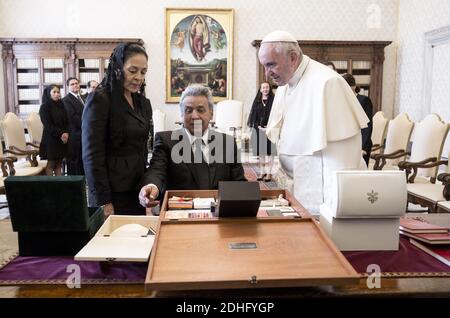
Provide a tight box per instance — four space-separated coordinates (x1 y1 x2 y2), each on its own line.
371 111 389 155
0 144 17 196
399 114 449 183
406 152 450 213
390 114 449 213
24 112 43 145
153 109 166 136
0 112 45 176
371 113 414 170
214 100 243 139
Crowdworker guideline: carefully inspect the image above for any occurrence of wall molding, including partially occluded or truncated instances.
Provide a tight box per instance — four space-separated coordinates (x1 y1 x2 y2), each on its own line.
422 25 450 118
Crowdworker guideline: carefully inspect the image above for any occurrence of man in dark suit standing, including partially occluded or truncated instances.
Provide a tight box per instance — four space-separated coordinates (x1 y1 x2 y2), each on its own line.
139 85 247 208
62 77 85 175
342 73 373 165
82 80 99 100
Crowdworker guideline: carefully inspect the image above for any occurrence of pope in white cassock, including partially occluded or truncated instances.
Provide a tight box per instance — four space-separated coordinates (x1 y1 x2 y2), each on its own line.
258 31 369 214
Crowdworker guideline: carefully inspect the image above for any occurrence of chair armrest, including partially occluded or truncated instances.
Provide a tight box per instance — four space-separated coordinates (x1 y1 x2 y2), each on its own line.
0 161 8 177
372 149 409 170
0 156 17 177
399 157 441 183
371 144 383 153
438 172 450 183
4 146 39 167
439 173 450 200
26 141 40 149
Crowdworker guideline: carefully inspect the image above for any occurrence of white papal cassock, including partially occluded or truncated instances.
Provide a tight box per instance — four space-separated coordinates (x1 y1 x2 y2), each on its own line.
266 55 369 214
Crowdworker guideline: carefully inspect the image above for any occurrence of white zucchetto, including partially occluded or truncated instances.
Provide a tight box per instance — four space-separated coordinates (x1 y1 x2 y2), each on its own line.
261 30 297 43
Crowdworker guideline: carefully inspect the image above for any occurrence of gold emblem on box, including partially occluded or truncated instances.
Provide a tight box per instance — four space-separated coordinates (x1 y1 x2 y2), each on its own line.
367 190 378 204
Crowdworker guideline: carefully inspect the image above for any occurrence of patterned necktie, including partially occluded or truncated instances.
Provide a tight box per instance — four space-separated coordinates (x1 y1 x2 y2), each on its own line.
193 138 210 189
193 138 205 164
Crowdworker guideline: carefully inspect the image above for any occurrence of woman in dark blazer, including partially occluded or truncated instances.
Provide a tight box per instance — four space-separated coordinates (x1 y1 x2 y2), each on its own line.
342 73 373 165
247 82 276 181
82 43 153 216
39 84 69 176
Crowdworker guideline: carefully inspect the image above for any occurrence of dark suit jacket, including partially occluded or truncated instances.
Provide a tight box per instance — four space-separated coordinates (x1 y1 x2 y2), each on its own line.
141 129 247 198
62 93 85 174
82 87 153 206
357 94 373 164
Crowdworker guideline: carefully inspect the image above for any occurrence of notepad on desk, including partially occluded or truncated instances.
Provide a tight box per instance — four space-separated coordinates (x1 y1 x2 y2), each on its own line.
400 231 450 245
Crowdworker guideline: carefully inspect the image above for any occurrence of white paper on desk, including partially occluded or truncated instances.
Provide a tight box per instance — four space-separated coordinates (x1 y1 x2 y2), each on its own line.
165 210 212 219
193 197 215 209
260 199 290 207
282 212 300 217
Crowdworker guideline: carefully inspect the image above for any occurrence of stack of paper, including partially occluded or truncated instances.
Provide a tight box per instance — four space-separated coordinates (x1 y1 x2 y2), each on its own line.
399 218 449 234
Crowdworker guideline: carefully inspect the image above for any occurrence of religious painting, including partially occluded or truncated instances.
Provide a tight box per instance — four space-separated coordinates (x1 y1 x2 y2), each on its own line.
165 8 234 103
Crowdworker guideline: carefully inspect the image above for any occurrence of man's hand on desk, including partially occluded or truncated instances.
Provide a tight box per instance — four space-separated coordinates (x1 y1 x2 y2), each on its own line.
139 184 160 208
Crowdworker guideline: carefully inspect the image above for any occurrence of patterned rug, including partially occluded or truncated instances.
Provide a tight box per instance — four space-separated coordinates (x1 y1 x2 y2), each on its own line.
243 163 277 190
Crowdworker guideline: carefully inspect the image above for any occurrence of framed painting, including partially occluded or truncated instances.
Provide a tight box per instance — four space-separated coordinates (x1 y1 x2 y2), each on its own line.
165 8 234 103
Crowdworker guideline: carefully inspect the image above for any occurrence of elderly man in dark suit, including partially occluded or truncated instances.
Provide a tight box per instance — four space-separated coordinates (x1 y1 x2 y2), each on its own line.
139 85 247 208
62 77 85 175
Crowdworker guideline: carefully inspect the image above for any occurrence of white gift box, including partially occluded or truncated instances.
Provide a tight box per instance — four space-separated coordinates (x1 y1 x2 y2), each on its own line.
319 170 407 251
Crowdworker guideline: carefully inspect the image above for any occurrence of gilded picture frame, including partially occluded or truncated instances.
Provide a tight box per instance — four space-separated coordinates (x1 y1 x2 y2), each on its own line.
165 8 234 103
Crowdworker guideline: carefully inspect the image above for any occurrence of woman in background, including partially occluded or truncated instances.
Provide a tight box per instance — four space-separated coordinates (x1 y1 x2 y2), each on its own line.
342 73 373 165
39 84 69 176
247 81 276 182
82 43 153 217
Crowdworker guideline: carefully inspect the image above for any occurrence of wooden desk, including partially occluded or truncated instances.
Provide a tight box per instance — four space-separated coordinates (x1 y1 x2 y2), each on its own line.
2 197 450 298
2 277 450 297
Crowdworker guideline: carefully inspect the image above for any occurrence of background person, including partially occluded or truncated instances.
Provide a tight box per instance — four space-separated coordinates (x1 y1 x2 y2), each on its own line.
39 84 69 176
247 81 276 182
342 73 373 166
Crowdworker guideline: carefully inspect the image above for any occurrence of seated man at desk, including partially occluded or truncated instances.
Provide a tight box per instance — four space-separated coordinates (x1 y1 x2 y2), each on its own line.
139 84 247 207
